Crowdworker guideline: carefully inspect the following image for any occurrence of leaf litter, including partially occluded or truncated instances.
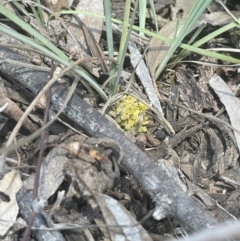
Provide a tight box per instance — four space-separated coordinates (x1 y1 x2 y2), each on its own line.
1 0 240 241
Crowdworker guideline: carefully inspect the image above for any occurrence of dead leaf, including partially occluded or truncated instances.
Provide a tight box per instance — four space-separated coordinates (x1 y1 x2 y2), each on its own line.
0 170 22 237
147 19 186 78
44 0 71 12
66 0 104 59
93 193 153 241
197 11 240 26
81 21 109 73
209 74 240 154
171 0 196 21
24 146 68 199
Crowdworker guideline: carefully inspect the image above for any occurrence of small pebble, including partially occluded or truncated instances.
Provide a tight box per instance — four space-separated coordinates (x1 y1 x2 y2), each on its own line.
156 128 166 141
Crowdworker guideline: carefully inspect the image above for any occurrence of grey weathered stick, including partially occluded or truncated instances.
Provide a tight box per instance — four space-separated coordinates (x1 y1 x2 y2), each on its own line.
0 46 217 231
16 187 65 241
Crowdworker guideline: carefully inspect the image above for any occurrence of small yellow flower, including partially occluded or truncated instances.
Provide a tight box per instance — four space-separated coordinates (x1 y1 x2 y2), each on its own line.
121 112 130 120
125 120 134 130
109 95 149 133
132 110 140 119
116 105 123 114
139 126 147 133
108 110 116 118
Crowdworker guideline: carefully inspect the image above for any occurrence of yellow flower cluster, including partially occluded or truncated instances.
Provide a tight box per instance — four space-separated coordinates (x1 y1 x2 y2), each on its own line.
109 95 149 132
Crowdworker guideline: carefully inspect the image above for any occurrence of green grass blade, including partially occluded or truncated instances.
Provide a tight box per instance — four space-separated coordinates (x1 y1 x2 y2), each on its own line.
112 0 139 94
103 0 115 75
0 24 108 100
175 23 206 62
56 10 240 64
110 0 131 94
11 1 32 18
171 20 180 47
178 20 240 62
118 0 131 61
30 5 41 23
133 25 240 64
0 5 66 60
139 0 146 36
35 0 46 25
148 0 158 32
193 21 240 48
187 24 206 46
155 0 212 78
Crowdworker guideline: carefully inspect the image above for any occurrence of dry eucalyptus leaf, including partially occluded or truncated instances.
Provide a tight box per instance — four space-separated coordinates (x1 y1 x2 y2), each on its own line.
147 19 186 78
77 0 103 41
209 74 240 154
197 11 240 26
43 0 72 12
3 217 26 240
24 146 69 200
93 193 153 241
0 170 22 237
171 0 196 21
67 0 103 58
128 41 163 114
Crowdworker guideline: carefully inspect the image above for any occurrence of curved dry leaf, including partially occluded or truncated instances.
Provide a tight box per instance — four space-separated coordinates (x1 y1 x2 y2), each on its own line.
43 0 72 12
209 74 240 154
94 193 153 241
67 0 104 58
197 11 240 26
24 146 69 200
0 170 22 236
147 19 186 78
171 0 196 21
77 0 103 42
